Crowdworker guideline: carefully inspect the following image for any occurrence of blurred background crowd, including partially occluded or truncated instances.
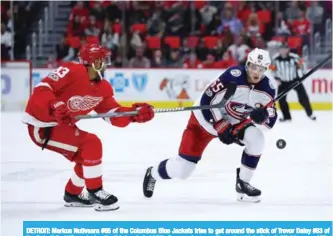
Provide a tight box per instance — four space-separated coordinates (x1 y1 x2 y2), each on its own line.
1 0 332 68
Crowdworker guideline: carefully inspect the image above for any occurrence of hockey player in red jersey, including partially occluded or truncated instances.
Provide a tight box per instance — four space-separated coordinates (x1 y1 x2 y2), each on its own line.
22 44 154 211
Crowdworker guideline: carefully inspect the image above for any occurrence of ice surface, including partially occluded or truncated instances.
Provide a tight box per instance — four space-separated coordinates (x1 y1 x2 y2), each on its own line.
1 111 332 235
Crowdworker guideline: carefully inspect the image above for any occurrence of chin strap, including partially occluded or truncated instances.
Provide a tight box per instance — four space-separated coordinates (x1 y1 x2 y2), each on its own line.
92 62 105 80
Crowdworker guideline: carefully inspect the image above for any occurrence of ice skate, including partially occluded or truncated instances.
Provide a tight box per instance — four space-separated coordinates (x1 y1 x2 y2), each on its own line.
143 166 156 198
236 168 261 203
309 115 316 121
279 117 292 122
64 191 94 208
88 189 119 211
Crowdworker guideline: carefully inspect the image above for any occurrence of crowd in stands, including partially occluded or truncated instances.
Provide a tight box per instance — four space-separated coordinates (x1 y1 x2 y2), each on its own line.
1 1 331 67
1 2 41 60
50 0 331 69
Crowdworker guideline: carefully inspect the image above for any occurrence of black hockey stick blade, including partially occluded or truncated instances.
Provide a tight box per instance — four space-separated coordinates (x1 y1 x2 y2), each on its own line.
76 82 237 120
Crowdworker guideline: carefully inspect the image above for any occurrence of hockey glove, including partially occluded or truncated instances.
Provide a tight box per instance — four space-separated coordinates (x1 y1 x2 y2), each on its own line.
49 100 73 125
131 103 155 123
214 119 236 145
249 107 269 124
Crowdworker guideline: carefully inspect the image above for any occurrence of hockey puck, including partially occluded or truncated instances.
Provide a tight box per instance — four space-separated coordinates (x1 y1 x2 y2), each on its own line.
276 139 286 149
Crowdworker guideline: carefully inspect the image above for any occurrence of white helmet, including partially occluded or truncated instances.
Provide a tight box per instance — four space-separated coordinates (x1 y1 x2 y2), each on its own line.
246 48 271 69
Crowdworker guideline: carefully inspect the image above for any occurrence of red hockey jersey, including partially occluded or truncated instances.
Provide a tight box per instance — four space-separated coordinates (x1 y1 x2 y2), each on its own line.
22 62 132 128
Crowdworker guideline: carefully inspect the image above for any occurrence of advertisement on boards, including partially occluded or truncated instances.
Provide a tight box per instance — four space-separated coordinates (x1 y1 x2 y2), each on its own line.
105 69 219 101
1 62 30 111
1 65 332 111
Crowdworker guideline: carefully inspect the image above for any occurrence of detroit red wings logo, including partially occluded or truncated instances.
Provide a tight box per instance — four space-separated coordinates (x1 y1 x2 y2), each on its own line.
67 96 103 112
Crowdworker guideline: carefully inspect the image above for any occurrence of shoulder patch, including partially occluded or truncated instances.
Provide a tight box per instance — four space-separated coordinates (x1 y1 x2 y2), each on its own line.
48 73 59 81
230 69 241 77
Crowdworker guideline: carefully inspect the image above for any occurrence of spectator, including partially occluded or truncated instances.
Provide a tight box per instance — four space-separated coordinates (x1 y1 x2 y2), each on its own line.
221 26 234 49
219 51 238 68
196 39 209 61
130 30 143 50
212 38 225 60
292 11 311 46
245 13 264 37
276 12 291 36
1 23 11 60
181 37 191 55
164 2 188 37
184 6 202 36
292 12 311 36
70 1 89 22
200 2 217 25
131 1 152 24
112 55 123 68
147 10 165 37
183 52 202 68
166 49 183 68
90 1 106 23
206 12 222 35
306 1 324 31
237 1 251 24
219 3 243 36
151 49 166 68
101 26 119 51
6 9 13 31
68 14 84 37
202 53 217 68
84 15 101 37
56 35 70 60
227 35 250 65
129 46 151 68
285 1 302 22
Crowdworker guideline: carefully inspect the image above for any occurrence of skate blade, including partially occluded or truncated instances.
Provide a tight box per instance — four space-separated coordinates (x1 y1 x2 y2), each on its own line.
143 191 154 198
237 193 261 203
64 202 94 208
94 203 120 212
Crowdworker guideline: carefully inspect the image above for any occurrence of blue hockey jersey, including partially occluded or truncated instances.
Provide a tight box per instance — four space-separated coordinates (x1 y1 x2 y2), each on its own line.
193 66 278 136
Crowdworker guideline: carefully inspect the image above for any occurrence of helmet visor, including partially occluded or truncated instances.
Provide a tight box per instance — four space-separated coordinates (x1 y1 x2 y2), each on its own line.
248 63 266 74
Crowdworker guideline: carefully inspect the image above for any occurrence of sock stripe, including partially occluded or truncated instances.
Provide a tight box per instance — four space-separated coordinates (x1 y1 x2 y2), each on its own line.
70 172 85 187
158 159 171 179
241 151 261 169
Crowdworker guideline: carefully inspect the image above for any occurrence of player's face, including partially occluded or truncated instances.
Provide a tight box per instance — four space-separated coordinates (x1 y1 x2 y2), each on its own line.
247 63 266 84
93 56 111 72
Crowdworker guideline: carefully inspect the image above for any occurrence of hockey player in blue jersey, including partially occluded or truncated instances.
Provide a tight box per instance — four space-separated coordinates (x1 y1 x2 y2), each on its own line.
143 48 278 203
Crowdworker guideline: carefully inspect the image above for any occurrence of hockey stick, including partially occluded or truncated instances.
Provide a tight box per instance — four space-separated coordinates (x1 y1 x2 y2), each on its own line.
75 82 237 120
231 54 332 135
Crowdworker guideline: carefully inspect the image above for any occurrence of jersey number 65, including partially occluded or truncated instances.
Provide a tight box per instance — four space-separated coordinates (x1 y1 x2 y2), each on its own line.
210 79 224 93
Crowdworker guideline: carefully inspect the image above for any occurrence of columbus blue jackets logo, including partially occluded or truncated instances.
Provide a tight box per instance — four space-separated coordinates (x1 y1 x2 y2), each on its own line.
132 73 148 92
226 102 253 120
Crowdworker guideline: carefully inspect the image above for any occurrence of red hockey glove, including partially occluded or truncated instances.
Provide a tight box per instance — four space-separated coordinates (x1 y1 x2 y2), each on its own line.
214 119 236 145
131 103 155 123
49 100 73 125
